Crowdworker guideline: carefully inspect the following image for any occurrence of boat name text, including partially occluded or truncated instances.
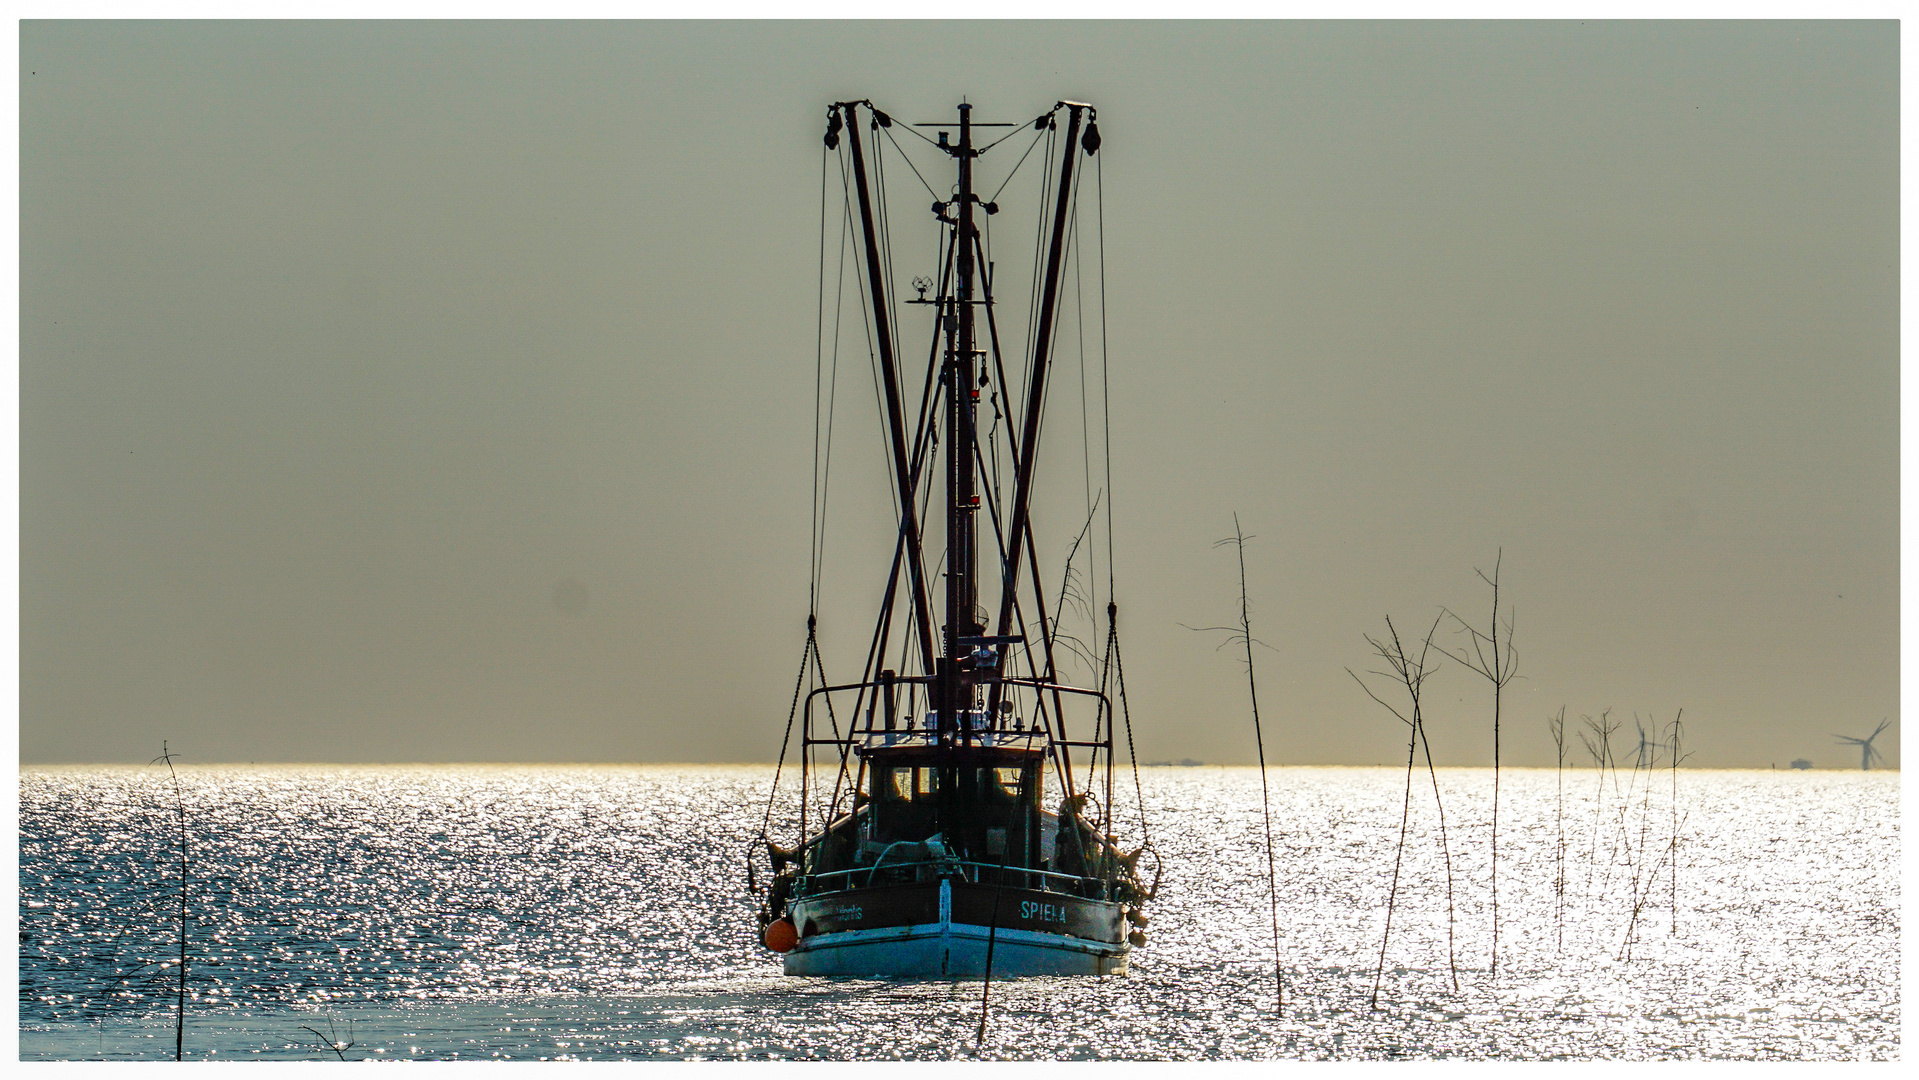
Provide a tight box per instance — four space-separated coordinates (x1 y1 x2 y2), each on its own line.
1020 901 1069 924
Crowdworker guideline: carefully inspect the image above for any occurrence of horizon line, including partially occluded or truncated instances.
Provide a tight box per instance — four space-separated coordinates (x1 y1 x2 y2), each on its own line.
16 761 1896 772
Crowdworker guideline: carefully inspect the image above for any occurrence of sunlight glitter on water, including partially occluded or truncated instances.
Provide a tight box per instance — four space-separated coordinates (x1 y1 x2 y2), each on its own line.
17 765 1899 1060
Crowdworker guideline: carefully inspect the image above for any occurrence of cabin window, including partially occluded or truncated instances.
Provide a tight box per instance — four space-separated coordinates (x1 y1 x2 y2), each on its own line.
875 765 944 802
872 762 1035 807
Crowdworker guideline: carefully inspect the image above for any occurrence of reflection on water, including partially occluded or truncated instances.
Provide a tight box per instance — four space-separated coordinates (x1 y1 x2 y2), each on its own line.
18 765 1899 1059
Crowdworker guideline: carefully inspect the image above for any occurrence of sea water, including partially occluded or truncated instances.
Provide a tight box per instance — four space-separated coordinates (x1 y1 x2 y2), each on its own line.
17 765 1899 1060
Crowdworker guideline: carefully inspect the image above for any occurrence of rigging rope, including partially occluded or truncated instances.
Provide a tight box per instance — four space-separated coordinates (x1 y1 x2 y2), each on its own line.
975 107 1056 155
810 145 829 614
1093 146 1149 890
758 136 841 884
1069 164 1096 635
813 148 856 614
1098 151 1115 599
973 227 1065 761
809 147 830 616
825 202 960 821
756 625 817 847
1109 606 1150 852
1089 607 1115 798
839 145 901 528
886 111 950 151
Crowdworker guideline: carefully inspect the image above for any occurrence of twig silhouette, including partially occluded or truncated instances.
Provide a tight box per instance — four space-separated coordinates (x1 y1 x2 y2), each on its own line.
1050 492 1105 678
297 1017 356 1061
1435 549 1517 983
1187 514 1282 1014
1549 707 1568 953
1667 711 1689 937
1621 808 1690 962
150 742 188 1061
1579 711 1618 929
1348 611 1454 1006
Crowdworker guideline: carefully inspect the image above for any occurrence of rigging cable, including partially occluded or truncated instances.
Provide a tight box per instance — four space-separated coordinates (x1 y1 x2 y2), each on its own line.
972 225 1042 688
1067 157 1097 647
1026 117 1084 801
884 109 952 151
816 628 848 822
878 121 942 203
976 106 1057 155
985 121 1051 205
1109 604 1154 867
886 219 960 691
757 138 836 886
809 136 874 843
828 173 954 821
974 226 1061 747
979 234 1005 524
1019 120 1057 405
1097 149 1116 601
814 149 856 615
1089 591 1115 803
810 142 830 615
805 148 862 838
850 248 948 713
753 620 818 877
1028 150 1086 732
1028 128 1083 535
1094 146 1151 892
841 145 902 530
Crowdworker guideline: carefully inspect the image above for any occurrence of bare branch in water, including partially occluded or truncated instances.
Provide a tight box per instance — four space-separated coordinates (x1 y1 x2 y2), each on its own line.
1353 612 1456 1007
297 1018 356 1062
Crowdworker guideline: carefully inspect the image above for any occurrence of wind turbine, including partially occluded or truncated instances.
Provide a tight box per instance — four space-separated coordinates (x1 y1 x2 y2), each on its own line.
1833 718 1892 771
1632 716 1657 770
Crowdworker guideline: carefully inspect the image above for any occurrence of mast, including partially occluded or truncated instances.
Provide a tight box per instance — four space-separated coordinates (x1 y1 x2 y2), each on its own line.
942 102 980 744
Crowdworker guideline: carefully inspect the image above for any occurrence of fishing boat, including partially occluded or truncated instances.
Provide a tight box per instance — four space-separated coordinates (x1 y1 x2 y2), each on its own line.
751 99 1157 978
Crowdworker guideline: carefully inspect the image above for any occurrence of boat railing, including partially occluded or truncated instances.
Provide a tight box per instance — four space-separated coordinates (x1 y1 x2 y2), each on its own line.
796 677 1114 749
798 860 1108 898
858 728 1046 749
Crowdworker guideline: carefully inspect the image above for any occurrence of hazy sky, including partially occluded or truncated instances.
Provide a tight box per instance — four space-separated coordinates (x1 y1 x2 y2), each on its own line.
19 21 1897 768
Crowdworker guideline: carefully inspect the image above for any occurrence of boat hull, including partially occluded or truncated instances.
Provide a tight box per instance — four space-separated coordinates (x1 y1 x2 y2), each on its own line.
781 878 1130 977
784 920 1128 977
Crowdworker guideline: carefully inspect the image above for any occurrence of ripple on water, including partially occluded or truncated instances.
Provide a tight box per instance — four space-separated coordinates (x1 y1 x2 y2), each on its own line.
18 765 1900 1059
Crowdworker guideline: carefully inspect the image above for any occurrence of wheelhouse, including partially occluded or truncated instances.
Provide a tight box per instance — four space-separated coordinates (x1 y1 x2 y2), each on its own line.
864 744 1045 869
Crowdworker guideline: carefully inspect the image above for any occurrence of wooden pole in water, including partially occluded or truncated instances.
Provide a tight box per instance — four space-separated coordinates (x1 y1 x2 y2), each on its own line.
1237 522 1283 1015
1189 517 1283 1011
1669 710 1683 936
153 742 187 1061
976 854 1010 1048
1208 515 1282 1014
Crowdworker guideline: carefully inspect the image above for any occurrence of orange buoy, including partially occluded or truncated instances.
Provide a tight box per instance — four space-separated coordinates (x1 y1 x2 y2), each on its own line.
763 917 799 953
